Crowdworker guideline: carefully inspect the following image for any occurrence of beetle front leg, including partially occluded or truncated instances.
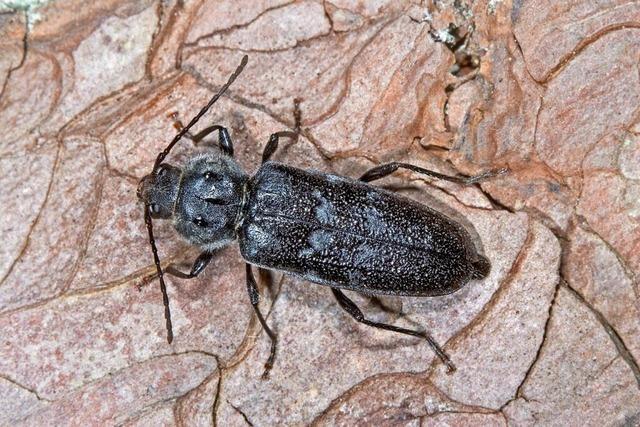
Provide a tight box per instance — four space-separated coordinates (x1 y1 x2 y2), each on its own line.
172 115 234 157
142 252 213 285
331 288 456 373
261 99 301 163
360 162 507 185
246 264 278 378
164 251 214 279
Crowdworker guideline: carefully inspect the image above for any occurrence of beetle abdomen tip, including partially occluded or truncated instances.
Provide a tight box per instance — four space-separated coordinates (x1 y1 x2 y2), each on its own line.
471 255 491 279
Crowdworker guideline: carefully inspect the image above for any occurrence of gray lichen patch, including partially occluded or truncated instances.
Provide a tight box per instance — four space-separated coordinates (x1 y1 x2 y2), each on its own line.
0 0 52 29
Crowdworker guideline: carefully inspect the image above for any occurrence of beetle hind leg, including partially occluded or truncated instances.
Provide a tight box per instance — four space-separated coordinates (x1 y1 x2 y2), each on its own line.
331 288 456 373
246 264 278 378
360 161 507 185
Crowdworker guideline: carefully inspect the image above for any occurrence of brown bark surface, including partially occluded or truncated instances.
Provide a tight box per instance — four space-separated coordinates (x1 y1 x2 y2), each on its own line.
1 0 639 425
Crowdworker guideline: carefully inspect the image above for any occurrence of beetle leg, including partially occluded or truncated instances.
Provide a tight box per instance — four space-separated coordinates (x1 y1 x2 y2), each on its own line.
261 131 297 163
142 252 213 284
165 251 214 279
261 99 301 163
360 162 507 185
193 125 234 156
331 288 457 373
172 116 234 157
246 264 278 378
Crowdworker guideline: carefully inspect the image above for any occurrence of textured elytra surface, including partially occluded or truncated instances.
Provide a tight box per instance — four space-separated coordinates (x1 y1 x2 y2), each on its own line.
241 162 487 296
0 0 639 426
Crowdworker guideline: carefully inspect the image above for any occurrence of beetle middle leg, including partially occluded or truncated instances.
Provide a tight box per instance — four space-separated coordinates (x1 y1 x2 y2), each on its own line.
331 288 456 373
172 114 234 157
246 264 278 378
360 162 506 185
261 99 301 163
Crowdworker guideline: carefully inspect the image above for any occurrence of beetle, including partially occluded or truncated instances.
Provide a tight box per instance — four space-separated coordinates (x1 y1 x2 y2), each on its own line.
137 55 502 375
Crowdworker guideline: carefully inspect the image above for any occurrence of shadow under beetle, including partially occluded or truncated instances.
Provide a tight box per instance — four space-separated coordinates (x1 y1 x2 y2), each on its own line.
137 55 502 375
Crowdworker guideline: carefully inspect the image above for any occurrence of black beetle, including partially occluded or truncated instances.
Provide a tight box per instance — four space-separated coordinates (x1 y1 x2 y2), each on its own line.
137 55 501 375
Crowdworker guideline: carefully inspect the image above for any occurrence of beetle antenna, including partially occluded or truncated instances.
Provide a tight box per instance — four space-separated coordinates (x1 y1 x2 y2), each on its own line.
144 208 173 343
144 54 248 343
153 54 248 171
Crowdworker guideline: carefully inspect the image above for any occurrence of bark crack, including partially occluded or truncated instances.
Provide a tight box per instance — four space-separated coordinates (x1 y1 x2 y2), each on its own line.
542 23 640 84
173 355 221 427
181 69 335 161
0 140 61 289
143 0 169 80
304 16 397 128
500 279 561 410
0 9 29 102
561 281 640 389
576 220 638 293
321 0 335 32
181 3 339 54
184 1 297 47
59 144 108 295
312 372 499 425
427 219 536 374
0 254 181 318
510 31 539 86
211 360 223 427
227 400 255 426
0 374 52 403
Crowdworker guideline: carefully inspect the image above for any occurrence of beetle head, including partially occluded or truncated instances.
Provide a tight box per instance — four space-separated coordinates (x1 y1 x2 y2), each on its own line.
174 152 248 250
137 163 182 219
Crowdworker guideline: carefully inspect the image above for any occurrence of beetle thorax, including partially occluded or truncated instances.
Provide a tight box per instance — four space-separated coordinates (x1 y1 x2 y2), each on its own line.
137 152 249 252
172 152 248 251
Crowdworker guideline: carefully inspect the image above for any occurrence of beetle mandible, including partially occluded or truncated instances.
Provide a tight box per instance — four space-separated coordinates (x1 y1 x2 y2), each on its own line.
137 55 502 375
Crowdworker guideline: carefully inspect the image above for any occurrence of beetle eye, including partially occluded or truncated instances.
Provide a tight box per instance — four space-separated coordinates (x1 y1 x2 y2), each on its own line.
149 203 160 214
204 171 217 181
193 216 208 227
157 165 168 177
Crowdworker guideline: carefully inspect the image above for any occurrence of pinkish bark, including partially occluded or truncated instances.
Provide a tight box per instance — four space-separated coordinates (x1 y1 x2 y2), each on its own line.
0 0 638 425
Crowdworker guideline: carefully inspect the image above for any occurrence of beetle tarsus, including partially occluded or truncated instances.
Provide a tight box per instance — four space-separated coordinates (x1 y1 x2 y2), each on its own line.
463 167 509 184
420 330 456 373
262 358 274 380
